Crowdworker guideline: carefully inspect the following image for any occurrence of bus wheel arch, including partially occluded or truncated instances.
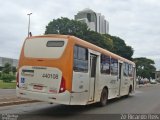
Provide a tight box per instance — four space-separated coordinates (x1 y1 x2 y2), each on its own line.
99 86 108 107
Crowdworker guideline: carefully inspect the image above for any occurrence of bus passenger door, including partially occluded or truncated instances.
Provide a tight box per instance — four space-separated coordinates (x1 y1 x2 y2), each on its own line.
89 54 97 101
132 67 136 92
118 62 122 96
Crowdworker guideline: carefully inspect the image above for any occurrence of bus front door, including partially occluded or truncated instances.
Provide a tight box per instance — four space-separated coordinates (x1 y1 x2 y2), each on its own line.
89 54 97 102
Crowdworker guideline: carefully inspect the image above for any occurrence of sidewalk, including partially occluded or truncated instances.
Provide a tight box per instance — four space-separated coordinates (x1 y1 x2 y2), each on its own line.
0 89 38 106
136 83 160 88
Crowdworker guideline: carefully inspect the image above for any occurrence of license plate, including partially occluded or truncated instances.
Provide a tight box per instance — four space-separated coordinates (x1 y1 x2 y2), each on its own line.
33 85 43 90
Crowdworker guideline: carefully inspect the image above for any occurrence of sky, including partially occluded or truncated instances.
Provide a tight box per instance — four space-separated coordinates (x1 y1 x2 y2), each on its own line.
0 0 160 70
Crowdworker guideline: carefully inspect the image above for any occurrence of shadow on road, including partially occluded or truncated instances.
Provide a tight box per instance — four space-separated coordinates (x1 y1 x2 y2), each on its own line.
24 95 133 117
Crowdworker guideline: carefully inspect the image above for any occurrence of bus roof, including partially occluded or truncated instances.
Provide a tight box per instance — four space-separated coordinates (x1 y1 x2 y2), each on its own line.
27 34 135 66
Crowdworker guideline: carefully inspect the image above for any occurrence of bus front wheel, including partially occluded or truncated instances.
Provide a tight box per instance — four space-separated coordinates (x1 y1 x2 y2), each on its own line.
99 88 108 107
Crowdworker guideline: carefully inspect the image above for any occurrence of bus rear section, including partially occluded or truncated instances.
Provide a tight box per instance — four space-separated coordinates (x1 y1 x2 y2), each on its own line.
16 36 73 105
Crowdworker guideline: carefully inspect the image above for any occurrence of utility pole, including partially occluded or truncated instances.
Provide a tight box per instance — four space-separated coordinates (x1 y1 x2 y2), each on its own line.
27 13 32 37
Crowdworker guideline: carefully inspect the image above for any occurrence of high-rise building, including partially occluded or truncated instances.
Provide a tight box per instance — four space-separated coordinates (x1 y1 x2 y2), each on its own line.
0 57 18 71
75 8 109 34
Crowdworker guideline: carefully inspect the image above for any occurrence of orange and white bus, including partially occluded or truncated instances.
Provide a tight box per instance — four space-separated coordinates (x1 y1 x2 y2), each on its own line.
16 34 136 106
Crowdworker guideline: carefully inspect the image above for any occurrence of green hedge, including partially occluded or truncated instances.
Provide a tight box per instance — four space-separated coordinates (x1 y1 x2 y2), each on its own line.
0 72 1 78
0 73 16 83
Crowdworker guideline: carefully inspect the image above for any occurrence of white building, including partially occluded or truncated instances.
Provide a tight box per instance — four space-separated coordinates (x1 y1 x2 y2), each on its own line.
0 57 18 71
75 8 109 34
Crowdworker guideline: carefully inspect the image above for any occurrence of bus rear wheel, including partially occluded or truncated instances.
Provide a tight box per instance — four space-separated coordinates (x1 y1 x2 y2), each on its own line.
99 88 108 107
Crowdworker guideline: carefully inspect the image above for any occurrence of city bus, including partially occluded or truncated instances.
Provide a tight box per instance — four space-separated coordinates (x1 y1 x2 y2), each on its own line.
16 34 136 106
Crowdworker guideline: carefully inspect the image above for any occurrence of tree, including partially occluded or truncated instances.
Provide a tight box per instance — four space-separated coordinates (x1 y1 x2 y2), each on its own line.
83 31 113 51
45 17 89 38
2 63 12 74
45 17 134 60
102 34 114 51
109 35 133 60
12 66 17 75
45 17 114 52
133 57 156 79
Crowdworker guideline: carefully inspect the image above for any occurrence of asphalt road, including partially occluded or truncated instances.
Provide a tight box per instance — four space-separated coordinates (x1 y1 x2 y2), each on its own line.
0 85 160 120
0 89 16 98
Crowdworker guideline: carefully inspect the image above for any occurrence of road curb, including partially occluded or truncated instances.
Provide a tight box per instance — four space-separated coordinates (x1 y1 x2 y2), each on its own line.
0 99 39 107
136 83 160 88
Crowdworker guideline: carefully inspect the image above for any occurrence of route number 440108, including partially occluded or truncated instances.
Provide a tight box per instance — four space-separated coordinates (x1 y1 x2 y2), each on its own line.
42 73 58 79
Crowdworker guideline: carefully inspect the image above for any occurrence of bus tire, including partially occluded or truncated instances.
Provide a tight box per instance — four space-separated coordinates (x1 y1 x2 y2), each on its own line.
99 88 108 107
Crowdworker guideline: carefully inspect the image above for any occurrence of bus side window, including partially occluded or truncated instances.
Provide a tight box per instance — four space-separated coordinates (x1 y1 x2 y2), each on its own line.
128 64 133 77
73 45 88 72
123 63 129 76
74 45 78 59
110 58 118 75
101 54 110 74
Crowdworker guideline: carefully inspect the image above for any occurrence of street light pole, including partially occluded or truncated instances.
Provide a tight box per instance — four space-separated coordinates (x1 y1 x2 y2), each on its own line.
27 13 32 37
